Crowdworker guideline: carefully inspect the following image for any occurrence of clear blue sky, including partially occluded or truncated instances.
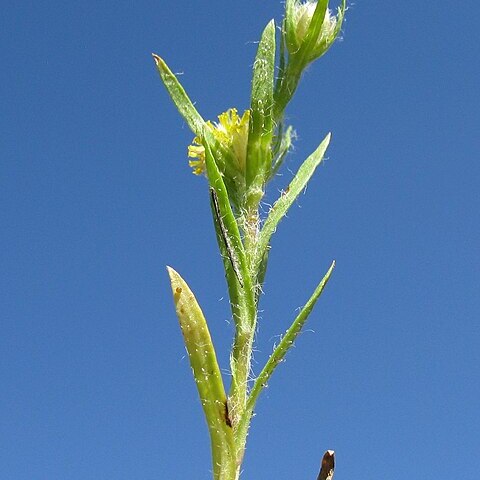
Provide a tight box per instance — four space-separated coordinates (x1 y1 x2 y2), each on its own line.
2 1 479 479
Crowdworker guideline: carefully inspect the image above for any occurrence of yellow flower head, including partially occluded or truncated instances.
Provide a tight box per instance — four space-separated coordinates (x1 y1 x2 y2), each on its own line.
188 108 250 176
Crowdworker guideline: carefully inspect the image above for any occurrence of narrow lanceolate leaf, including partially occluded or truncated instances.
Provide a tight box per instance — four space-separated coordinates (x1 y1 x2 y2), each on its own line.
305 0 347 65
255 132 331 277
245 260 335 414
246 19 276 200
152 54 206 137
270 125 294 180
167 267 236 480
209 191 242 320
277 19 287 87
204 142 255 315
298 0 329 64
284 0 298 54
211 188 243 288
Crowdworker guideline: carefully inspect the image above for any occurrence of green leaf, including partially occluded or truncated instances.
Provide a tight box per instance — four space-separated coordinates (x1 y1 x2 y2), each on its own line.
204 139 256 326
270 125 294 179
209 190 242 314
277 19 287 86
203 142 258 435
152 54 206 137
210 187 244 289
246 260 335 415
254 132 331 276
204 143 251 299
284 0 298 53
246 19 276 203
167 267 236 480
234 260 335 459
153 54 244 190
205 141 249 334
297 0 329 65
303 0 347 65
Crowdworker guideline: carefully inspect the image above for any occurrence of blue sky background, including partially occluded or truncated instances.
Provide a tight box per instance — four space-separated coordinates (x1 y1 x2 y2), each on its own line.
2 1 479 479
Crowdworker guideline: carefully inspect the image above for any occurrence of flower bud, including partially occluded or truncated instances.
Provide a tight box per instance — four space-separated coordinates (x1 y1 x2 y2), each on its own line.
285 0 345 63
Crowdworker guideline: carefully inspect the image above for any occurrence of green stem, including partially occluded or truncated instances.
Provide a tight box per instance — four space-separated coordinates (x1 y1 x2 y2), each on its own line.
236 261 336 456
229 205 259 466
273 58 302 123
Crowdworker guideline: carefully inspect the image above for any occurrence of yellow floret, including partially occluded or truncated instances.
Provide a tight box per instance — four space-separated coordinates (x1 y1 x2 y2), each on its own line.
187 108 250 176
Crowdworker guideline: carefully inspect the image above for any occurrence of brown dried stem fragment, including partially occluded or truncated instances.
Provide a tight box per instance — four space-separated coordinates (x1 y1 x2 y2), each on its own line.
317 450 335 480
